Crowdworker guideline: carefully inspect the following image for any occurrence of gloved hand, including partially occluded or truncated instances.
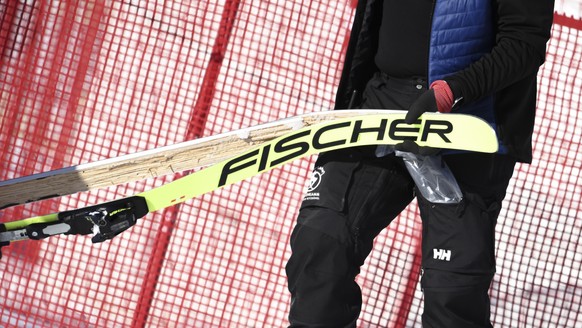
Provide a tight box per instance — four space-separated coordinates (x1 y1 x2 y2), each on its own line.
405 80 454 124
399 81 455 154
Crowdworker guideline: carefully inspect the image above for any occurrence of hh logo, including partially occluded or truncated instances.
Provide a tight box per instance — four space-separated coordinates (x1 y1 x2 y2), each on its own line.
433 248 451 261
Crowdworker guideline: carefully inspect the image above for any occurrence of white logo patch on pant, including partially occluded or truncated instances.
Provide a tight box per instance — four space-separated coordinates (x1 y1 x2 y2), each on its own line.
433 248 451 261
303 166 325 201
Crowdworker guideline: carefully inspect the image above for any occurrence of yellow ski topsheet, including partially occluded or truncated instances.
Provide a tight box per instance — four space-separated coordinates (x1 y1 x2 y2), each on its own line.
141 112 497 212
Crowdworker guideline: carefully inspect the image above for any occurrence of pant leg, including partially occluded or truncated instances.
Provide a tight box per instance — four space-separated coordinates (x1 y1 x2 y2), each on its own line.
419 153 516 328
286 73 421 327
286 150 414 327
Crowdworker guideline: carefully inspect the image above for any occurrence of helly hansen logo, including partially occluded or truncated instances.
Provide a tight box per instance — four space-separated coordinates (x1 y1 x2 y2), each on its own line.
433 248 451 261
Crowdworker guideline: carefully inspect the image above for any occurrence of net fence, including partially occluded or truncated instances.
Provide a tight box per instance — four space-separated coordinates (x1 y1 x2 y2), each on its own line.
0 1 580 327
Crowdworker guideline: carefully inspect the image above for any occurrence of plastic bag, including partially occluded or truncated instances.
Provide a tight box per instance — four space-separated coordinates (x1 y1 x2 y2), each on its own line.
395 151 463 204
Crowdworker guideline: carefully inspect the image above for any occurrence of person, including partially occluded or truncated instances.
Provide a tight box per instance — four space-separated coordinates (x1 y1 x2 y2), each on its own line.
285 0 555 327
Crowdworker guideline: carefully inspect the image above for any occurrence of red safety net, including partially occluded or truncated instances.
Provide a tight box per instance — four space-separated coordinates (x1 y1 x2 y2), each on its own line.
0 1 580 327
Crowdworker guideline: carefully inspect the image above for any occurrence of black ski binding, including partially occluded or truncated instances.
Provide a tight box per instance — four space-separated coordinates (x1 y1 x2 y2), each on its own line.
58 196 149 243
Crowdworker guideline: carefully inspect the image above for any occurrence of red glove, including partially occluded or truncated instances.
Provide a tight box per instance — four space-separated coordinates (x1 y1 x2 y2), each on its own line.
430 80 454 113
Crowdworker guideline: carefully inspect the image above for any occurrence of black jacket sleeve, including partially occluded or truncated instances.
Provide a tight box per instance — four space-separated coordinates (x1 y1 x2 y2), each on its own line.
334 0 383 109
444 0 554 104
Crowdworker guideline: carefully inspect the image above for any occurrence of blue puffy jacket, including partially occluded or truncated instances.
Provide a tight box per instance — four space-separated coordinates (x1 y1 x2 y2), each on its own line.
429 0 498 153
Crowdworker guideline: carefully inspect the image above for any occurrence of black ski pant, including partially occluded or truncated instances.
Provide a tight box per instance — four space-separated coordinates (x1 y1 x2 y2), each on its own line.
285 74 516 327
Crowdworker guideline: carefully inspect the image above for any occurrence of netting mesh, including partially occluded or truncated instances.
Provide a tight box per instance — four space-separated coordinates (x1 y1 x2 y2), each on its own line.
0 1 580 327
